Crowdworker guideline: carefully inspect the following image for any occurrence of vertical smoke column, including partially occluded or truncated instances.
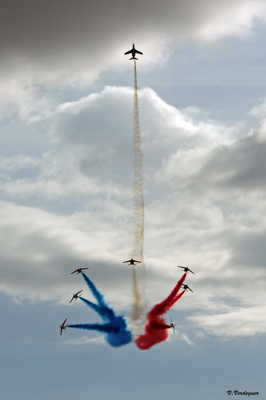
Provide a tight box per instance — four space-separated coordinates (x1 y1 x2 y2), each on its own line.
131 59 145 326
132 59 144 260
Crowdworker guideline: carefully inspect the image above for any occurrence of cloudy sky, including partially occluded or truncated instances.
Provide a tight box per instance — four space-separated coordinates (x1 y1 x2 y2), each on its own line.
1 1 266 398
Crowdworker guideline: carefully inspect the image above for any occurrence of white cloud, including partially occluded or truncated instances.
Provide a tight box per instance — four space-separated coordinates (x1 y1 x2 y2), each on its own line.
190 305 266 337
0 81 56 122
198 1 266 41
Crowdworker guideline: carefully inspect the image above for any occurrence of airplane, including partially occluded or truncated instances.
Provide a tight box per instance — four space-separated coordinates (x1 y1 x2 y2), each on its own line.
124 43 143 60
71 266 88 275
59 318 67 335
177 265 195 274
182 284 193 293
169 319 176 333
69 290 83 303
122 258 142 266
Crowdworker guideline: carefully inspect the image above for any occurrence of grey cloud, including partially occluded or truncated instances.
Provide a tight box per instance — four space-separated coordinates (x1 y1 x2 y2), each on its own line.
0 202 133 304
226 230 266 269
0 0 263 84
195 272 266 302
2 85 266 338
197 135 266 191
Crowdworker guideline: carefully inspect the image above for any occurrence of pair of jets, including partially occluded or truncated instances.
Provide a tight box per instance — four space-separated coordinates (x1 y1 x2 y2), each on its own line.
68 267 86 302
124 43 143 60
59 290 83 335
177 266 194 293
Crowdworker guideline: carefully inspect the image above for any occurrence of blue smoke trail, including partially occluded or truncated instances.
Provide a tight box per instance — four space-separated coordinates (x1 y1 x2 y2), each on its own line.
67 323 113 333
79 296 115 321
67 273 133 347
81 272 107 308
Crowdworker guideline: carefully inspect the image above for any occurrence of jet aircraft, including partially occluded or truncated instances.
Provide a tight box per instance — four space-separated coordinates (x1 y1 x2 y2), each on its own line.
71 267 88 275
169 320 176 333
124 43 143 60
177 266 195 274
182 284 193 293
122 258 142 266
59 318 67 335
69 290 83 303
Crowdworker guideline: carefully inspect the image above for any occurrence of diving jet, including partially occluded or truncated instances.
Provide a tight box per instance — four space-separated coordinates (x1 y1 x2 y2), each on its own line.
122 258 142 266
124 44 143 60
177 266 195 274
71 266 88 275
59 318 67 335
69 290 83 303
169 320 176 333
182 284 193 293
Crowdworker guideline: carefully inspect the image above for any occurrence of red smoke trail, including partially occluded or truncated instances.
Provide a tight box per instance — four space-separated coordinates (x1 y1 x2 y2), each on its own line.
135 273 186 350
148 272 187 316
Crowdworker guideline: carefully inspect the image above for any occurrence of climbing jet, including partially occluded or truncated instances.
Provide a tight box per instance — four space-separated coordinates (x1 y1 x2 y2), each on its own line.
71 266 88 275
59 318 67 335
177 266 195 274
182 284 193 293
69 290 83 303
124 43 143 60
122 258 142 266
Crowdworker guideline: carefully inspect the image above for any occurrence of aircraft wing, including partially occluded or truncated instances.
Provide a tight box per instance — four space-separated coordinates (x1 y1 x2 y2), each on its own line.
124 50 132 55
122 260 130 263
135 49 143 55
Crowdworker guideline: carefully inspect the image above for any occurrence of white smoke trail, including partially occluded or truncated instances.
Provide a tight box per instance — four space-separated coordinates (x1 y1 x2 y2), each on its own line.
131 60 145 328
132 60 144 261
131 267 143 325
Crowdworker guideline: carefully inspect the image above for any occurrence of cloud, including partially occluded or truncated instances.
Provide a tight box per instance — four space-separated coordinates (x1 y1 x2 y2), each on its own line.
0 200 134 305
1 85 237 206
0 81 56 122
198 1 266 40
192 135 266 192
190 305 266 337
1 86 266 339
1 1 266 85
49 86 239 195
